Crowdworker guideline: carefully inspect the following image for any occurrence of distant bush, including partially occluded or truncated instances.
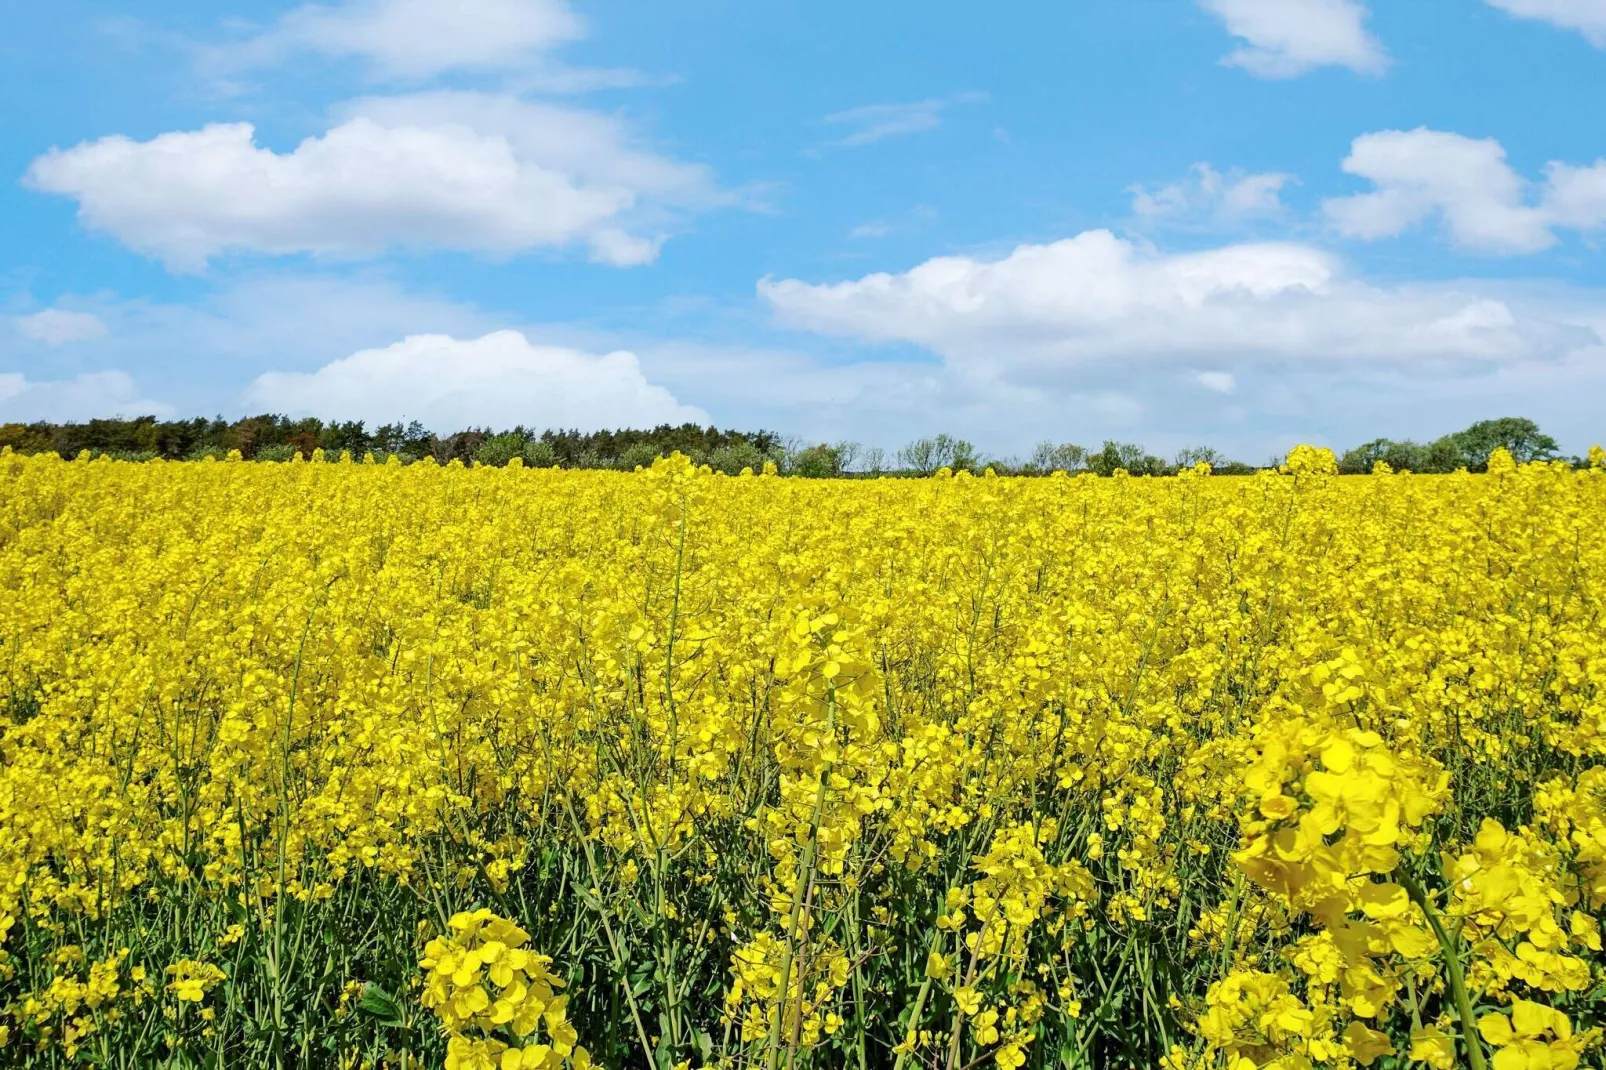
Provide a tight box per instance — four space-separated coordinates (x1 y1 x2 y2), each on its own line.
91 449 159 463
1088 441 1168 477
705 442 771 475
789 444 843 479
524 440 558 468
618 442 661 471
473 433 530 468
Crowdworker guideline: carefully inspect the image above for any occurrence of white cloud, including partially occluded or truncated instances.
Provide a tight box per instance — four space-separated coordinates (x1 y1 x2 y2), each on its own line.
247 329 706 432
819 93 986 150
14 309 109 346
338 92 718 207
759 229 1594 373
1544 159 1606 230
1131 163 1295 222
1199 0 1388 77
24 95 721 272
1483 0 1606 47
1324 129 1551 253
1323 128 1606 254
756 235 1606 458
211 0 584 79
0 275 510 418
0 371 171 422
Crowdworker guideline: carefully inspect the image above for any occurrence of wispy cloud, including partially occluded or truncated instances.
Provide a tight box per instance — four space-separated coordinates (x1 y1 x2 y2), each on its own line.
817 92 987 151
14 308 110 346
848 221 893 240
1130 163 1297 226
1483 0 1606 48
846 205 938 241
200 0 584 81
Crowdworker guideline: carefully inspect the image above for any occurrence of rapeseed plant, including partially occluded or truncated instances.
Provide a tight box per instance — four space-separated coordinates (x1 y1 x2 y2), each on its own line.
0 444 1602 1068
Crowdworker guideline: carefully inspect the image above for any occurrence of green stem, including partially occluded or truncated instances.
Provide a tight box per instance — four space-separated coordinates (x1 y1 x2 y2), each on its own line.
765 687 835 1070
1402 873 1487 1070
560 795 658 1070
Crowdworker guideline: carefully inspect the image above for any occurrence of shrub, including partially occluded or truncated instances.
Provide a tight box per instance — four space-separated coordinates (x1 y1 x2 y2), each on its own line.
618 442 661 471
473 433 531 468
705 442 771 475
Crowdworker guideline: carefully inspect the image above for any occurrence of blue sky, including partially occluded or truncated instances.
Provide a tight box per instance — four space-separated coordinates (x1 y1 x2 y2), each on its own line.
3 0 1604 461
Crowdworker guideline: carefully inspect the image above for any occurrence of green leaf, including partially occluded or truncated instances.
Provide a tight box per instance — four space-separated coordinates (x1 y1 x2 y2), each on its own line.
356 982 406 1027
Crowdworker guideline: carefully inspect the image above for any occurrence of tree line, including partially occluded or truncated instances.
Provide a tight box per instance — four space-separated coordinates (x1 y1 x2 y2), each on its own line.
0 413 1583 476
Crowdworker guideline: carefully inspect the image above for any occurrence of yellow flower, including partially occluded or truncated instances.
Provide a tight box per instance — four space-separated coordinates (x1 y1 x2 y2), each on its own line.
1409 1025 1457 1069
994 1041 1026 1069
163 961 224 1004
954 986 982 1017
1343 1021 1394 1066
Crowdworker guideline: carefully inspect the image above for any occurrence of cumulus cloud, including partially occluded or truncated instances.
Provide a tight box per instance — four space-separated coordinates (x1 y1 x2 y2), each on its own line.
1323 128 1606 254
1130 163 1295 223
756 233 1606 457
1483 0 1606 47
246 329 706 432
0 371 171 422
14 309 109 346
209 0 584 79
1199 0 1388 77
759 229 1594 374
24 95 720 272
1544 159 1606 230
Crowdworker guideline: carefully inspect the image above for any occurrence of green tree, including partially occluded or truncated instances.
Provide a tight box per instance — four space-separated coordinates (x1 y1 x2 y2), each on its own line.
705 442 771 475
1174 446 1225 470
1089 441 1165 476
1030 441 1088 473
473 433 532 468
1452 417 1559 469
790 443 843 478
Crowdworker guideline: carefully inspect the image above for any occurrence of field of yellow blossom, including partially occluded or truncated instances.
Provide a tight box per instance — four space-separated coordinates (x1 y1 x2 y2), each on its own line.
2 443 1605 1070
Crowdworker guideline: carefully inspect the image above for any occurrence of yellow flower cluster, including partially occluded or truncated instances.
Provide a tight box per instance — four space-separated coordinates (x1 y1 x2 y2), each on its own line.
0 443 1604 1068
165 959 225 1003
420 909 590 1070
12 947 150 1059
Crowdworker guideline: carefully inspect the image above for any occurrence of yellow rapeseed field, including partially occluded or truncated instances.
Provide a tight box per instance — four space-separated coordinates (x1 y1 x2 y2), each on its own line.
1 444 1605 1070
